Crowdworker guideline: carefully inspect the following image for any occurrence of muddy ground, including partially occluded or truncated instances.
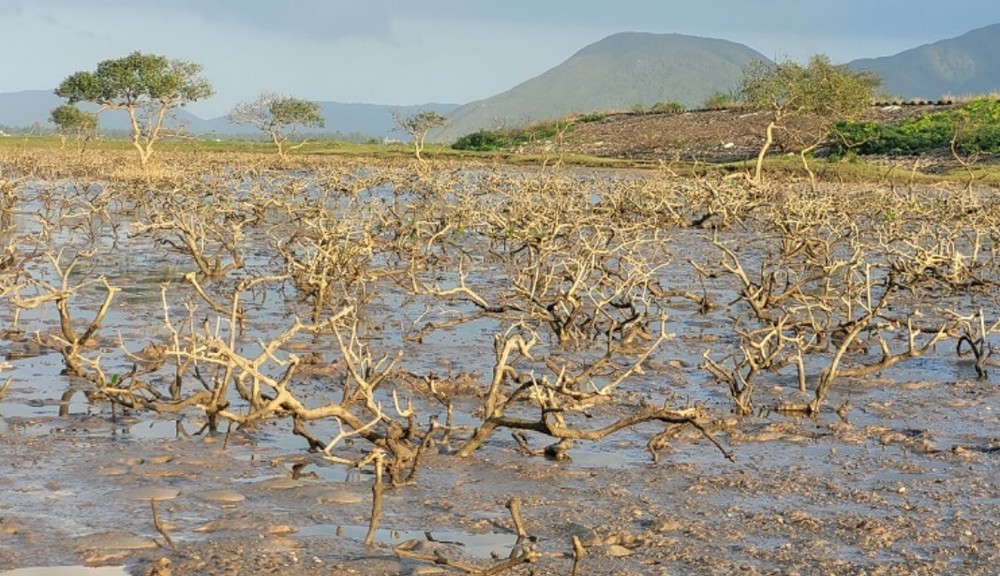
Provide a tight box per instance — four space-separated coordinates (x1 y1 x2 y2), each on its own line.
1 341 997 575
0 167 997 576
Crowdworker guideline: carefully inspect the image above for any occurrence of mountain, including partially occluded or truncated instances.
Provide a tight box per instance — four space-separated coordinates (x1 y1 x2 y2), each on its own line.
0 90 75 131
297 102 458 140
193 101 459 140
848 24 1000 100
434 32 769 142
5 25 1000 143
0 89 205 134
0 90 459 140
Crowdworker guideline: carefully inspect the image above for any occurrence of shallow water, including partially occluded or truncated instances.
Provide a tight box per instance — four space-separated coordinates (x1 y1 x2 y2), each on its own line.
0 568 129 576
1 173 998 574
297 523 520 559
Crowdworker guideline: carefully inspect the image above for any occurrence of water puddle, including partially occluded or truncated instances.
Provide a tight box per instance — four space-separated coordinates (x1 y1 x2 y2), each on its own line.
563 443 642 469
2 168 998 574
298 523 519 559
0 568 129 576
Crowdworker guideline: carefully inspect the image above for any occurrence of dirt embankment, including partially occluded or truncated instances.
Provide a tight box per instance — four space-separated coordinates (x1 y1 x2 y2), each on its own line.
542 105 952 164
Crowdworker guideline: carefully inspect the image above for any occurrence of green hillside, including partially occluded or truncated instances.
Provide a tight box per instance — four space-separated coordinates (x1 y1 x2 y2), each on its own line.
848 24 1000 99
435 32 769 142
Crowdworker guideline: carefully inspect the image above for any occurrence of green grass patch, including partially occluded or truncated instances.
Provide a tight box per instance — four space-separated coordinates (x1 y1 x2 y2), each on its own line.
834 98 1000 156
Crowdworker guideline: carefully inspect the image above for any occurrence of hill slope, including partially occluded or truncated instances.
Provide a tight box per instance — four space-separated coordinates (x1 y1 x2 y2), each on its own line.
435 32 769 142
848 24 1000 99
541 104 948 164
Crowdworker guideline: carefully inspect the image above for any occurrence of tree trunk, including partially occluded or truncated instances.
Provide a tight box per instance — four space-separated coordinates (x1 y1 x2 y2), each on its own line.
271 128 287 159
799 143 818 191
753 120 776 183
414 132 425 161
137 144 154 167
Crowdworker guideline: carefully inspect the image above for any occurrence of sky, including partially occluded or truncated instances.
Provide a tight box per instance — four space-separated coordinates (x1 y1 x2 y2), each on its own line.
2 1 999 118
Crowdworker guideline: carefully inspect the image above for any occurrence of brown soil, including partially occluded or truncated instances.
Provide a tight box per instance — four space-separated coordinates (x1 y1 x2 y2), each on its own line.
536 104 954 165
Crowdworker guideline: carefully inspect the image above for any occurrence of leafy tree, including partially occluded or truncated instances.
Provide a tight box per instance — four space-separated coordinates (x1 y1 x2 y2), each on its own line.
49 104 97 149
54 51 213 167
392 109 447 161
228 92 324 159
740 55 880 182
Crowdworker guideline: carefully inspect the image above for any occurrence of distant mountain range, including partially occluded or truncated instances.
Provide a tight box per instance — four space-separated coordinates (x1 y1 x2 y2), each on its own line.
0 90 458 141
436 32 767 141
438 25 1000 141
848 23 1000 100
2 23 999 142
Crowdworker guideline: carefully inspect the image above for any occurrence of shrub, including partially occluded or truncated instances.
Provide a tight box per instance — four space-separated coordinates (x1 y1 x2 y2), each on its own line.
452 117 580 151
651 101 686 114
452 130 510 151
509 119 573 144
576 112 608 123
832 98 1000 156
702 90 737 110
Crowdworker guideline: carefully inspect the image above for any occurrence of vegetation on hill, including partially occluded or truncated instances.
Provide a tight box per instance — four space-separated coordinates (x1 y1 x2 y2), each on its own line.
443 24 1000 145
833 98 1000 157
452 113 610 152
449 91 1000 185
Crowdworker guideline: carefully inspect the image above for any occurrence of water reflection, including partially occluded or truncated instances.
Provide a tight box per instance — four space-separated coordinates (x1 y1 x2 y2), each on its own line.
0 567 129 576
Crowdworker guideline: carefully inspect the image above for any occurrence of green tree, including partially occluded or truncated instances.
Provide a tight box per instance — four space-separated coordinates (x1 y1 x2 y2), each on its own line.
49 104 97 149
393 109 447 161
54 51 213 167
228 92 324 159
740 55 880 183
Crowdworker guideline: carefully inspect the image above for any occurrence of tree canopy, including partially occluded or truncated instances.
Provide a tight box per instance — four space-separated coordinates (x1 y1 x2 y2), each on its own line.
49 104 97 148
740 55 880 182
393 109 448 161
228 93 324 158
55 51 213 166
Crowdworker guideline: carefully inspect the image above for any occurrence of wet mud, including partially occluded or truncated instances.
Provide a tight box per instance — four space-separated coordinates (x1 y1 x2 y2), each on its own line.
1 348 996 575
0 169 998 575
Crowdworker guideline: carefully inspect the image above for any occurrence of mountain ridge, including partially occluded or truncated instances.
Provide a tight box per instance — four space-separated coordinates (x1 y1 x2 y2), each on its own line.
2 24 1000 141
435 32 768 141
847 23 1000 99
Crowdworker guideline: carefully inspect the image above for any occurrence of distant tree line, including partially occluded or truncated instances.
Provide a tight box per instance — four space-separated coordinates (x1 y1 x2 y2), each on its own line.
51 51 446 166
50 50 998 172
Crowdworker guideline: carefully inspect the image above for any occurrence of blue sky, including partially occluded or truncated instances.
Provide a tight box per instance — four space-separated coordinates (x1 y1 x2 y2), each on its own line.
1 1 998 117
